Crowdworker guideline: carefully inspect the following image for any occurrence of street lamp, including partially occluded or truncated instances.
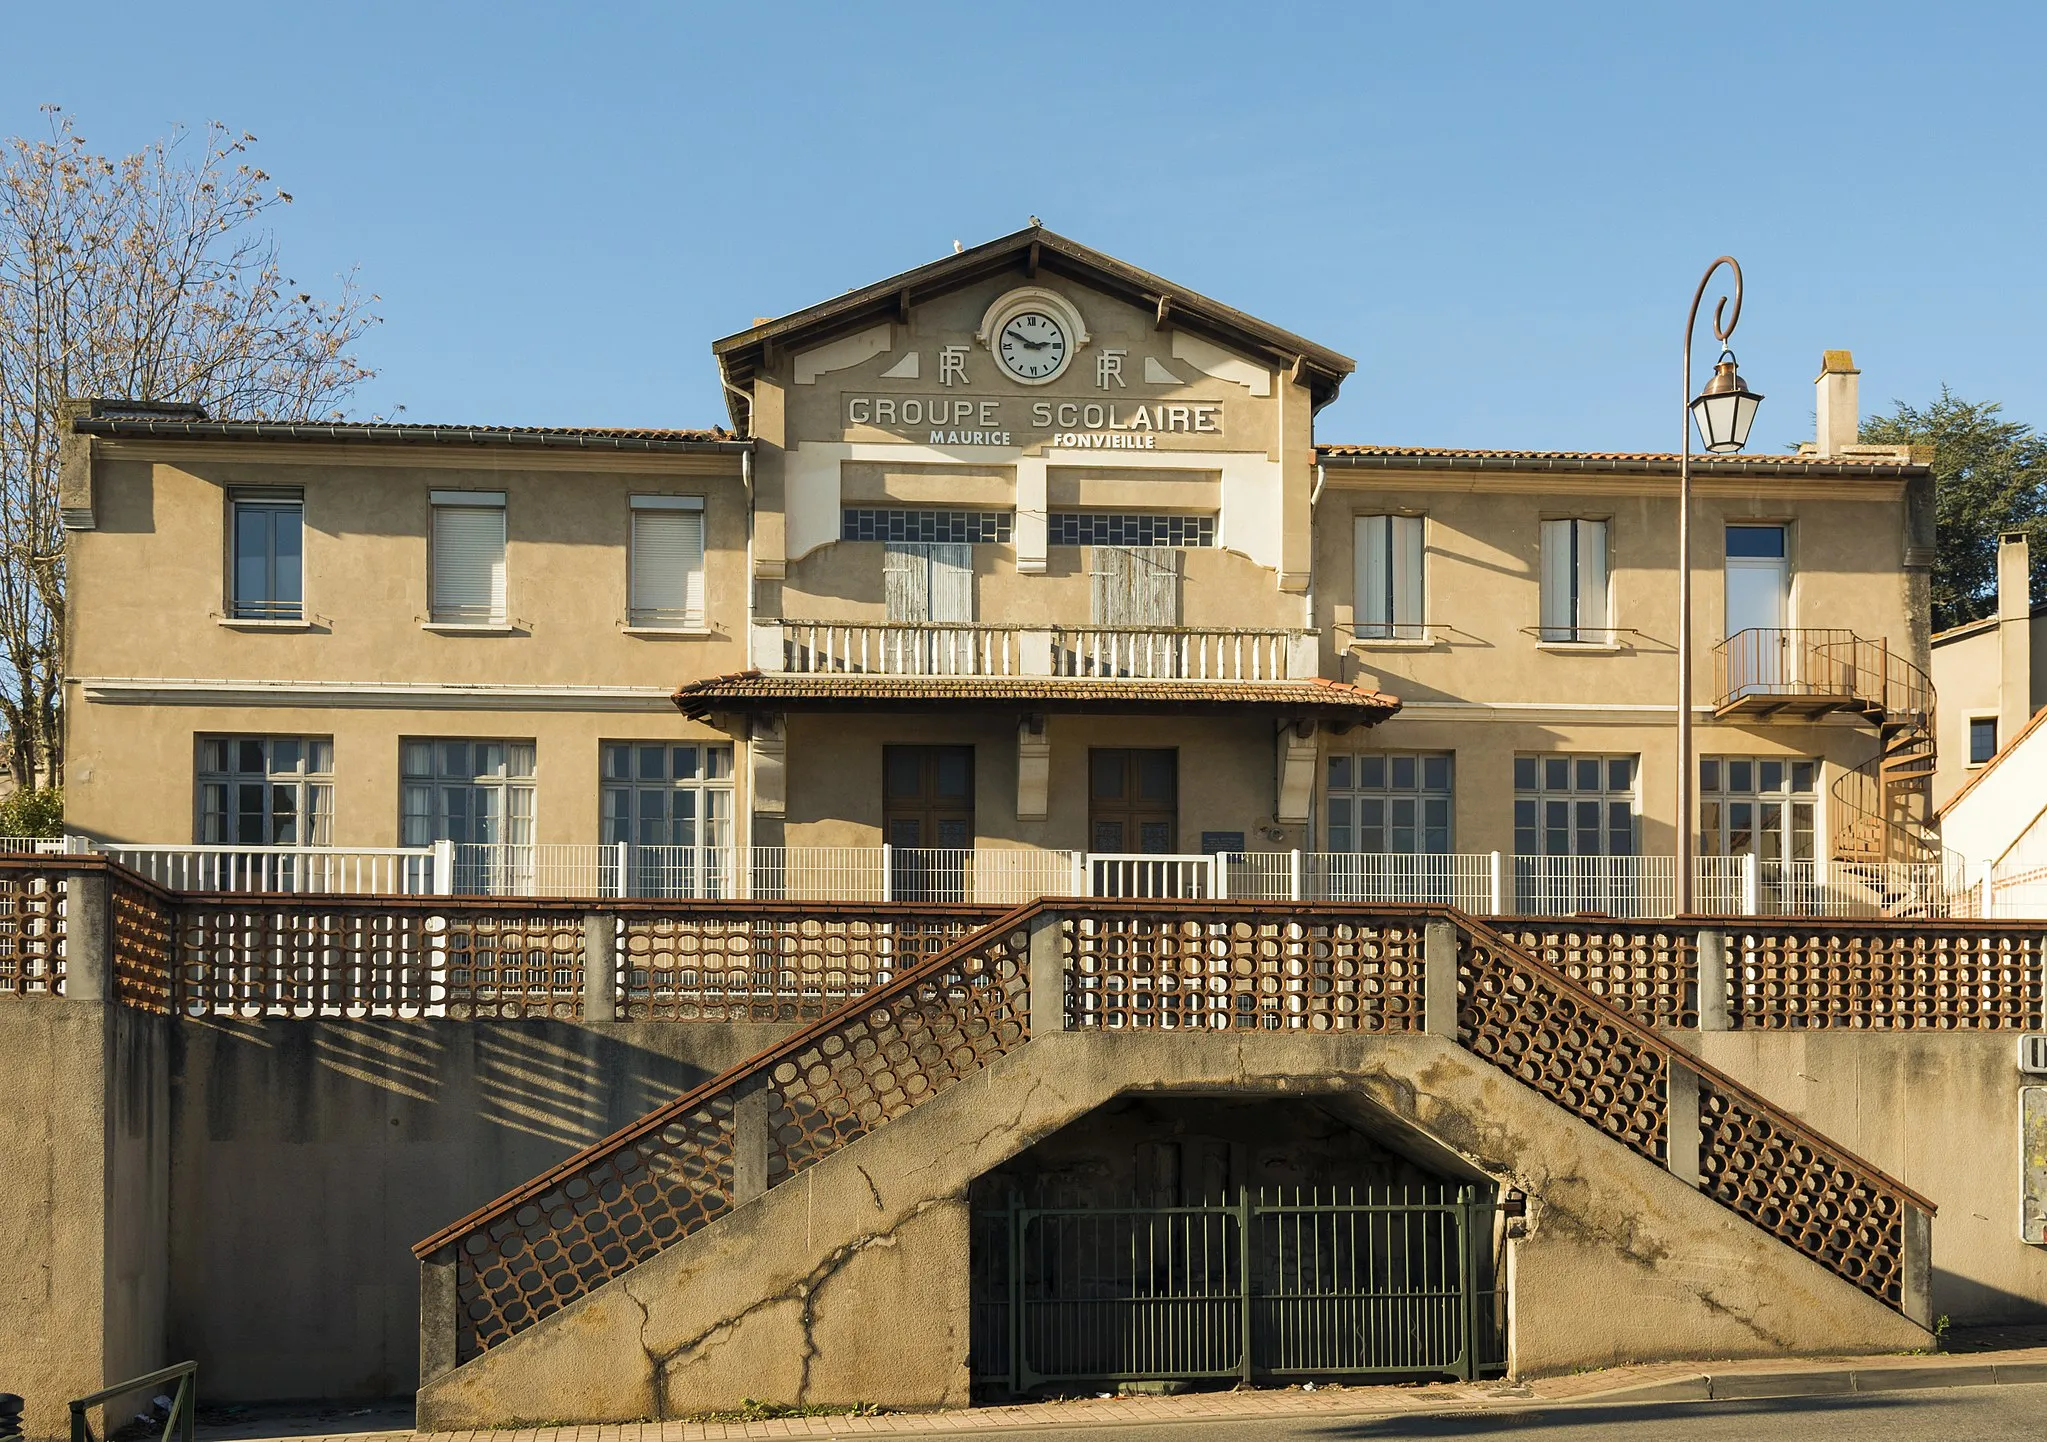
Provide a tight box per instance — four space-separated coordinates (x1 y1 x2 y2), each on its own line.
1676 258 1762 915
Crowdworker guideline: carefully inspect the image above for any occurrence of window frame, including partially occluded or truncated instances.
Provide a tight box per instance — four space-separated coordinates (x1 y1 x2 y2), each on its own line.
226 488 306 621
1967 713 2000 767
1354 513 1426 641
1324 752 1455 855
194 734 334 846
1512 753 1639 857
627 494 708 631
398 737 536 847
1697 754 1819 862
427 489 509 626
1538 516 1610 643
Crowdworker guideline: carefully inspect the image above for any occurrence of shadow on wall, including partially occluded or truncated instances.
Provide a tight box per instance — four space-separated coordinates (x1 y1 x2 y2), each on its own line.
167 1016 791 1403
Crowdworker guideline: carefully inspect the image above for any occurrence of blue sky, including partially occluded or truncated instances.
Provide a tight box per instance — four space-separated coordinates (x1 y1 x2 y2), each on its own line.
2 2 2039 450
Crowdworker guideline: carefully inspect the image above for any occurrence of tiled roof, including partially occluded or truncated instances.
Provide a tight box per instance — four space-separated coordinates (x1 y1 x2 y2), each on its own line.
674 671 1400 719
71 413 745 452
1316 443 1926 477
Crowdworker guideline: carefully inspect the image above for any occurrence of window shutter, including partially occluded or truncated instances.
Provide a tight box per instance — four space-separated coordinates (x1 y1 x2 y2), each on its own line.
1578 519 1609 631
1130 547 1180 627
1356 516 1389 636
631 507 705 626
1091 545 1132 625
1540 518 1573 639
884 542 931 622
431 502 506 622
1391 516 1424 637
927 543 974 622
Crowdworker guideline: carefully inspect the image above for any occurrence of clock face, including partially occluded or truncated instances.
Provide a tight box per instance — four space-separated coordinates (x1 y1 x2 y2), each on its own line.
996 310 1069 382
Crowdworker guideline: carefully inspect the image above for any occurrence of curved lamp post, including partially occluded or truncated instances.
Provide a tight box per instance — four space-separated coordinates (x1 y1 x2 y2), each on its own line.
1677 259 1763 915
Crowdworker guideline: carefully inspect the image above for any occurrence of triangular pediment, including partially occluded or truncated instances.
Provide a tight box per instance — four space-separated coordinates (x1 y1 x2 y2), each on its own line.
712 228 1352 431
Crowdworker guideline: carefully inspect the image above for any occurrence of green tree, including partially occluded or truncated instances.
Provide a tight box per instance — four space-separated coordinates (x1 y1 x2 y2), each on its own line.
1860 390 2047 632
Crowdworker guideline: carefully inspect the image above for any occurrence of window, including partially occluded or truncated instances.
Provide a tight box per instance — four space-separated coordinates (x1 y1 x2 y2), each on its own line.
1326 753 1453 854
1090 546 1180 627
197 736 333 845
1970 716 1999 766
429 490 507 624
885 543 974 622
1355 514 1425 639
841 508 1011 543
399 739 535 846
229 490 304 620
602 742 734 896
1513 754 1637 856
1699 756 1816 861
1538 518 1608 642
629 496 706 629
1049 512 1215 547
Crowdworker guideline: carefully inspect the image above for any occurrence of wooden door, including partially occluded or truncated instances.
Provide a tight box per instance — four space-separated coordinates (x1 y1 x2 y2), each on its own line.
1089 748 1177 853
884 745 974 901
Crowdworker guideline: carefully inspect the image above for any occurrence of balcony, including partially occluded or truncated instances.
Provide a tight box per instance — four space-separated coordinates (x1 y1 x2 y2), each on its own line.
757 621 1317 681
1712 627 1929 724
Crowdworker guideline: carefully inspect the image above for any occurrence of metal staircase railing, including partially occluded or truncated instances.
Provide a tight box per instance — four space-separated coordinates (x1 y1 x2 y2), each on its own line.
1712 627 1940 864
413 900 1935 1371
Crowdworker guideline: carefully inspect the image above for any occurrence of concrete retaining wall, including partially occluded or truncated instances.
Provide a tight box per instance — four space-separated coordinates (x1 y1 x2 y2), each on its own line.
415 1031 1927 1427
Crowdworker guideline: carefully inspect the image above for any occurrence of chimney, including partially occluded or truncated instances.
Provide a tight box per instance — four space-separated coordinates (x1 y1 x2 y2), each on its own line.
1815 350 1859 457
2000 531 2032 748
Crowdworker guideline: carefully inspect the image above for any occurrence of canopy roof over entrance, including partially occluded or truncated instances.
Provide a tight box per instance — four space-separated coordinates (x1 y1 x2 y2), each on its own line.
673 671 1400 726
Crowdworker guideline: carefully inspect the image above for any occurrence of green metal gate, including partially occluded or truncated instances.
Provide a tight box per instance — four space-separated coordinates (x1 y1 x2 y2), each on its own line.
971 1184 1502 1392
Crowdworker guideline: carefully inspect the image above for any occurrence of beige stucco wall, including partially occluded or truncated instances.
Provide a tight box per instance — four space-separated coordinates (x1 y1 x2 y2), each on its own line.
64 445 748 844
781 710 1293 852
1 999 170 1442
1683 1029 2047 1325
416 1030 1926 1427
66 703 743 849
1930 618 2047 811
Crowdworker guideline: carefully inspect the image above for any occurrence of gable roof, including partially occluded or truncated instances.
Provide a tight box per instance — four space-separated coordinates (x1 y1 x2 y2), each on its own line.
711 227 1355 432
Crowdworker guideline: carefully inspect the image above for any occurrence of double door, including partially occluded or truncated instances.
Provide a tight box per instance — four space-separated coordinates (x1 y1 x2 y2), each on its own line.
885 745 973 901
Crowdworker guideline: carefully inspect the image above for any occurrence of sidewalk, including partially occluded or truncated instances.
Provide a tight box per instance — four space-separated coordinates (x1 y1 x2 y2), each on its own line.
196 1343 2047 1442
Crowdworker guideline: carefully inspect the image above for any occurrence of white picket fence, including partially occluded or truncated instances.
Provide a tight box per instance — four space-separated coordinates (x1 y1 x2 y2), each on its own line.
23 836 2009 917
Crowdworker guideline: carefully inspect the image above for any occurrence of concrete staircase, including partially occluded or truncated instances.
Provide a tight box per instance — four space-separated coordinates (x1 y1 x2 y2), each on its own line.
412 901 1935 1424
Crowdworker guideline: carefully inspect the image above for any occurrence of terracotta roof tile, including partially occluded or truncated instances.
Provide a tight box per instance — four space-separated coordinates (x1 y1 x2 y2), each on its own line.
1316 443 1924 475
673 671 1401 719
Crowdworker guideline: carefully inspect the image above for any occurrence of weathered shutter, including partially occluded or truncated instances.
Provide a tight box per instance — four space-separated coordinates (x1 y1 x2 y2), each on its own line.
1578 519 1609 631
430 495 507 623
1130 547 1180 626
1091 546 1180 626
927 543 974 622
884 542 930 622
630 503 705 626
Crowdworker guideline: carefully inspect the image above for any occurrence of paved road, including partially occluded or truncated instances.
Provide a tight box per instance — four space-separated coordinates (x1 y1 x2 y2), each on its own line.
891 1382 2047 1441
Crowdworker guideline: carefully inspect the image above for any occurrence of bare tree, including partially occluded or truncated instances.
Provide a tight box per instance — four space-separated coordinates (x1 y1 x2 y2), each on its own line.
0 107 378 787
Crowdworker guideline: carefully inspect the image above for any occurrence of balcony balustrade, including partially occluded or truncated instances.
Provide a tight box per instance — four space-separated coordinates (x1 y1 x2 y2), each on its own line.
757 620 1316 681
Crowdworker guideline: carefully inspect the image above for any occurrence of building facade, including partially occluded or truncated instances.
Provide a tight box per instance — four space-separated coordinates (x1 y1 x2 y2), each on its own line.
58 229 1938 912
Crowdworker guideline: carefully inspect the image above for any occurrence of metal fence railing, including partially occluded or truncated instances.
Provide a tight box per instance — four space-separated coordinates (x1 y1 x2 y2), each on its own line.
24 837 2011 917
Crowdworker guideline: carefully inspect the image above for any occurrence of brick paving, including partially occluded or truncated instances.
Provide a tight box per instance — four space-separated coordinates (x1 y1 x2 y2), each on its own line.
196 1344 2047 1442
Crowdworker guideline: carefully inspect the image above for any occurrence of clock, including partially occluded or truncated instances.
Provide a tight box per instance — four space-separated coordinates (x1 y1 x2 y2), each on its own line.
996 310 1070 384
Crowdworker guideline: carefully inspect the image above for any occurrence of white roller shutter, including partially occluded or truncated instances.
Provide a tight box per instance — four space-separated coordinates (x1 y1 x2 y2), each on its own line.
630 498 706 627
430 493 507 623
1540 519 1573 640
